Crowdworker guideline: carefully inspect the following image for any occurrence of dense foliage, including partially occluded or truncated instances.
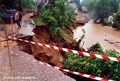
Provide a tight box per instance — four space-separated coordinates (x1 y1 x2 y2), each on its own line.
38 0 75 40
18 0 36 11
81 0 99 11
113 11 120 29
82 0 119 24
88 43 103 53
95 0 119 23
64 43 120 80
71 0 82 12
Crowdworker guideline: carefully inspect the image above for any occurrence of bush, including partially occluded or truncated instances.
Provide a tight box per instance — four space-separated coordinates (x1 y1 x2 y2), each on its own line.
38 0 75 40
113 11 120 30
88 43 103 53
103 18 110 26
105 50 120 58
33 17 46 26
64 43 120 80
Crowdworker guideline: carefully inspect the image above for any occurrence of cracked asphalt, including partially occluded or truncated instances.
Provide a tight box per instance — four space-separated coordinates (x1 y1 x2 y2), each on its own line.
0 46 75 81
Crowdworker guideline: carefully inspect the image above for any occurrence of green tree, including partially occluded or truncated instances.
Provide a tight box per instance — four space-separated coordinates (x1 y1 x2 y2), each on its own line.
82 0 99 11
18 0 36 11
74 0 82 12
39 0 75 40
82 0 119 23
113 10 120 29
88 43 103 53
64 45 120 80
95 0 119 22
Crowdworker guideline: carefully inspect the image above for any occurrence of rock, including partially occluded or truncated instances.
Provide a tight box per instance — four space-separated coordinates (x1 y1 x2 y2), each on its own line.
75 14 90 26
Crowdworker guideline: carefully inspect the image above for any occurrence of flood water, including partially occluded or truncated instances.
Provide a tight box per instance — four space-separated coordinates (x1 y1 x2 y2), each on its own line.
73 21 120 52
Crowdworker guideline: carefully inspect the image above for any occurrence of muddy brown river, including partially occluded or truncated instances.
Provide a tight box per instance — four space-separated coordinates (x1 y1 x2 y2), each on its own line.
73 21 120 52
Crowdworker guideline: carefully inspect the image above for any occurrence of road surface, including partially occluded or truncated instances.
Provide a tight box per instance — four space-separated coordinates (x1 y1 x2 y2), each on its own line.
0 46 75 81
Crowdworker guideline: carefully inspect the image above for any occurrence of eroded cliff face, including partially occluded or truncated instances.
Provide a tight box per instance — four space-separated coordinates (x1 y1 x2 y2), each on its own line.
17 26 63 67
17 25 78 67
31 26 64 67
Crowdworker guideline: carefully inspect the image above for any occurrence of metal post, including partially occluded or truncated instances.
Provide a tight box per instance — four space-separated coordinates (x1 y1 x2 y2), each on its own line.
11 15 16 60
4 24 12 67
11 16 15 40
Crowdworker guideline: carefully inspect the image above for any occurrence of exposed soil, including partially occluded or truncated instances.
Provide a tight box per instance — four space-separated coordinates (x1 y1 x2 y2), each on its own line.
18 25 77 67
32 26 64 67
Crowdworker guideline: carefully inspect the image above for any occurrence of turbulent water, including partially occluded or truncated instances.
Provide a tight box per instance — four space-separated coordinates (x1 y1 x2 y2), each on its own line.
73 21 120 52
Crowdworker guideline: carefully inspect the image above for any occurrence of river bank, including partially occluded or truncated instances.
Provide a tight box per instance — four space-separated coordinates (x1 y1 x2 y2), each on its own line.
73 20 120 52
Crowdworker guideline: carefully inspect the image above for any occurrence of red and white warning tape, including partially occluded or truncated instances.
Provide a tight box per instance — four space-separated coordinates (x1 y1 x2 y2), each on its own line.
39 61 113 81
8 36 120 62
10 51 114 81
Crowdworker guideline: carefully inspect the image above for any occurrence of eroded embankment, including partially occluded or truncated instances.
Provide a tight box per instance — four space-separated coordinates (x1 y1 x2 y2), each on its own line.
17 25 78 67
